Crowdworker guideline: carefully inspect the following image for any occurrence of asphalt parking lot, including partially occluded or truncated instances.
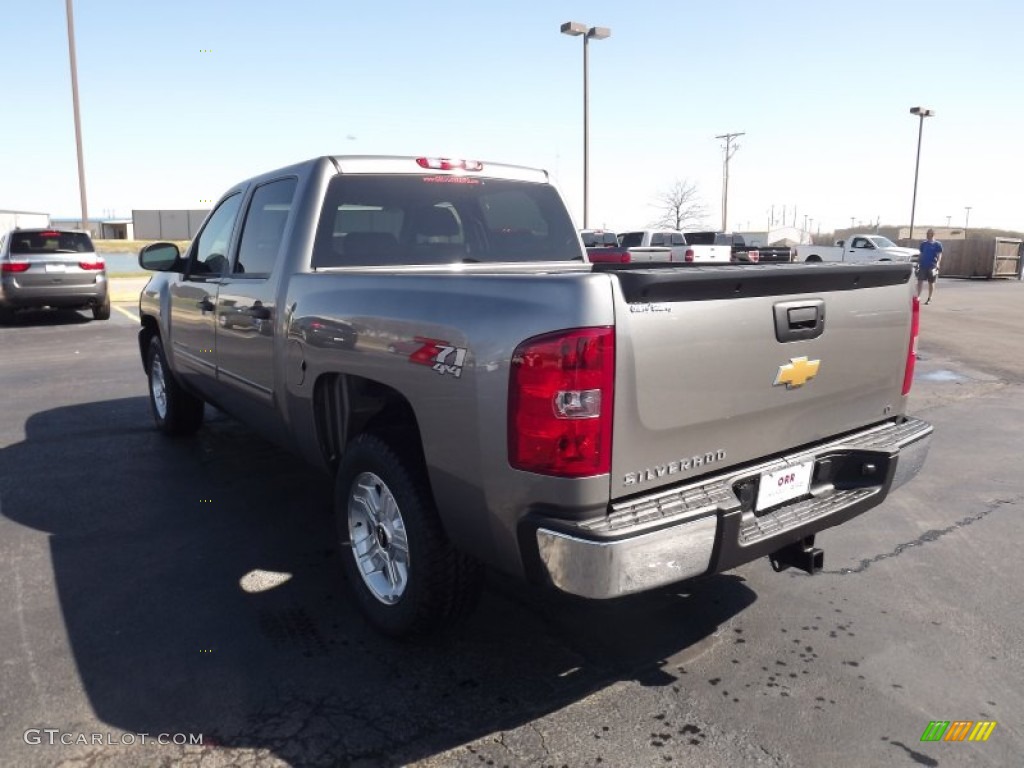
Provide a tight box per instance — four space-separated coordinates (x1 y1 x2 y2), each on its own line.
1 276 1021 767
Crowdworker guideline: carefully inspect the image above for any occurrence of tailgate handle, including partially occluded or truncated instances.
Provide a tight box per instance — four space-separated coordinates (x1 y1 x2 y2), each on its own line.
774 299 825 342
788 307 818 328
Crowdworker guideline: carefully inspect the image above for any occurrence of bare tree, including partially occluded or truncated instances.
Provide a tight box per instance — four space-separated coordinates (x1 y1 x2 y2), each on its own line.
649 179 709 231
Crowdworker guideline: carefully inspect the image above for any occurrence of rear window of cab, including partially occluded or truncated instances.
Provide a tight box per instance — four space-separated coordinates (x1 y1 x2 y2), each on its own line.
312 175 581 268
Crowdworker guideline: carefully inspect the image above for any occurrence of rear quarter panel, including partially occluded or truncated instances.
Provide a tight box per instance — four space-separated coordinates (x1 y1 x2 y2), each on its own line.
284 268 618 578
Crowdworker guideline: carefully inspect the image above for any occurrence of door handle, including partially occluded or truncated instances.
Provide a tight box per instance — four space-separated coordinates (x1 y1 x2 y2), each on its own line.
196 298 215 312
774 299 825 342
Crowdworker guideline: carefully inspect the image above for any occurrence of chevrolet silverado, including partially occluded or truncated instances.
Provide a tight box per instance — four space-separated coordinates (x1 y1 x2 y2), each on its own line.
136 155 932 636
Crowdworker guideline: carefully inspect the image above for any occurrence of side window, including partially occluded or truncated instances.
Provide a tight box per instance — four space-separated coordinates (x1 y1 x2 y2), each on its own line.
190 194 243 275
234 178 297 276
650 233 665 246
852 237 868 249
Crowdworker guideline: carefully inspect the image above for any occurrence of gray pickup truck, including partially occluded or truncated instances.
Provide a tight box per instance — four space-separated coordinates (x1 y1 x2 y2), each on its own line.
137 155 932 636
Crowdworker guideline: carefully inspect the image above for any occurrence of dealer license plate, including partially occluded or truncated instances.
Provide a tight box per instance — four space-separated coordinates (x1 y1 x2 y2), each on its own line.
756 461 814 512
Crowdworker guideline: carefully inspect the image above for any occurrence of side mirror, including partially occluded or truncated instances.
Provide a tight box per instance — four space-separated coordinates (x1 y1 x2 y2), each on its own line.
139 242 182 272
836 240 845 247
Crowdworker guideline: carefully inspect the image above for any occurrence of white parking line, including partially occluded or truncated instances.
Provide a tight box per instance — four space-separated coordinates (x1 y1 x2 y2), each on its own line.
113 305 139 322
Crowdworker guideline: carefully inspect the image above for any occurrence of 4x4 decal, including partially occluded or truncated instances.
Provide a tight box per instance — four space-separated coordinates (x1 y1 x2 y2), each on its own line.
408 338 468 378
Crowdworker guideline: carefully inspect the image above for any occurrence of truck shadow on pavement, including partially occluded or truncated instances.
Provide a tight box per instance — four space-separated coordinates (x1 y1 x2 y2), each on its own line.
2 397 757 767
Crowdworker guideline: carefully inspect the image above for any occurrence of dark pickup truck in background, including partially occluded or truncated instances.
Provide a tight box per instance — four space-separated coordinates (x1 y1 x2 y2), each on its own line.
686 231 793 263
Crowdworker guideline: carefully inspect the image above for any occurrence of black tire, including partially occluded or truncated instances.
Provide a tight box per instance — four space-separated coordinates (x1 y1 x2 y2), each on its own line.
335 432 481 637
0 306 15 325
146 336 204 436
805 255 822 263
92 294 111 320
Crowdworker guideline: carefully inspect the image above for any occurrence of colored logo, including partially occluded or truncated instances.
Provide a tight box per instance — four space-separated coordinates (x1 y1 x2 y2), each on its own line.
920 720 997 742
773 356 821 389
404 337 468 378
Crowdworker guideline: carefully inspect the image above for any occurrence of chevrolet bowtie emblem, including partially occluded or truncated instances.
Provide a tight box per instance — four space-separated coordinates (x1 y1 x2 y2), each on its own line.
774 356 821 389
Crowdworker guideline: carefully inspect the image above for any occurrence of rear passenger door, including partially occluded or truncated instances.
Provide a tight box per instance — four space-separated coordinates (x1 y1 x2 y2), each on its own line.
215 177 297 407
847 236 875 262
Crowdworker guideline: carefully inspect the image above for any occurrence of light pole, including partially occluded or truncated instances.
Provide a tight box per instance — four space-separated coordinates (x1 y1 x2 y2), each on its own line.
908 106 935 240
964 206 972 240
65 0 89 232
560 21 610 229
715 132 744 231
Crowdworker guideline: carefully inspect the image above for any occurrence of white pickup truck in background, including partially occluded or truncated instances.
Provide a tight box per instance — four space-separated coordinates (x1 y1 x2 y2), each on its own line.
618 229 730 263
793 234 919 264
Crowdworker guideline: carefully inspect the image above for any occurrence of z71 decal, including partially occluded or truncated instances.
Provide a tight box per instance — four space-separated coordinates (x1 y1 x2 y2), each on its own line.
407 338 468 378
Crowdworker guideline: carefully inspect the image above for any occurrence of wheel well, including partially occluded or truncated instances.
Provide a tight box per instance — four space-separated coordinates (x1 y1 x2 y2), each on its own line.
314 374 425 473
805 255 822 262
139 315 160 372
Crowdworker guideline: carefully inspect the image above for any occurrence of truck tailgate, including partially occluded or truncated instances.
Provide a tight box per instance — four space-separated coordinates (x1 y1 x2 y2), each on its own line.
604 263 915 499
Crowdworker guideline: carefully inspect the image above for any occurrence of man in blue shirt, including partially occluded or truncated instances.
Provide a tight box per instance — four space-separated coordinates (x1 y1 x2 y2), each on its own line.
917 229 943 305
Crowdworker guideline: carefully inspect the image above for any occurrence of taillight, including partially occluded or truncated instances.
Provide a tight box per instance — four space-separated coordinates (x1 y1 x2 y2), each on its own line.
79 259 104 270
902 296 920 395
508 327 614 477
2 261 30 273
749 250 760 263
684 249 695 263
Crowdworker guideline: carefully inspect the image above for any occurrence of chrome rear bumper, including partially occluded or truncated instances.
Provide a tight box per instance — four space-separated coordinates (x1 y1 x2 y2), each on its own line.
536 417 933 599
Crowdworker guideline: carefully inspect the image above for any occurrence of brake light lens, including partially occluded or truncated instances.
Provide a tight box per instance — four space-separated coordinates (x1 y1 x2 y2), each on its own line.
902 296 920 395
416 157 483 172
79 259 104 270
509 327 614 477
2 261 30 273
749 250 760 263
587 250 631 264
684 249 695 263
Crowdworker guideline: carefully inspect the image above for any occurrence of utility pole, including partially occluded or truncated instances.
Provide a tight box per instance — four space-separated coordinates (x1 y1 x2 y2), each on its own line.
65 0 89 231
964 206 972 247
715 132 744 231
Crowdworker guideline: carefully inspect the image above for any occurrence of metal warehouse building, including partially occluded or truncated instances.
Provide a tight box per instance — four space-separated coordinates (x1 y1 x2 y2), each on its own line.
132 210 209 240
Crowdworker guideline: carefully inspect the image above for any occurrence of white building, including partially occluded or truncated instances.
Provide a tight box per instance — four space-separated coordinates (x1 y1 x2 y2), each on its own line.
0 209 50 232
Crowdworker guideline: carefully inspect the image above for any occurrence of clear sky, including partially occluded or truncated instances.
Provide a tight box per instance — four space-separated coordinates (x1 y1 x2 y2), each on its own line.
4 0 1023 235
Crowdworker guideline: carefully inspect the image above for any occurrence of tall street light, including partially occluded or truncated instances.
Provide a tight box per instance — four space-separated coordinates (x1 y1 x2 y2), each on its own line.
560 21 610 229
715 132 744 232
908 106 934 240
964 205 972 241
65 0 89 231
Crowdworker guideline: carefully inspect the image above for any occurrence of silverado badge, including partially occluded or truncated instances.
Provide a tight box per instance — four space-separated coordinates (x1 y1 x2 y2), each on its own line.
774 356 820 389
